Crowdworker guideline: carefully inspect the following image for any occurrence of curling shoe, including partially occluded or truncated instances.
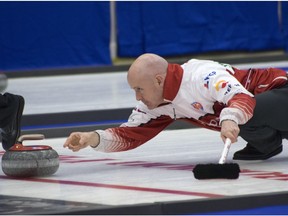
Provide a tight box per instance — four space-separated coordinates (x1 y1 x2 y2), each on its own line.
1 94 25 151
233 144 282 160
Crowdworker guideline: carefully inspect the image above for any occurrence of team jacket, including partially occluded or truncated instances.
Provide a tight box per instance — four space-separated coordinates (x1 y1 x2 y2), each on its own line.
94 59 287 152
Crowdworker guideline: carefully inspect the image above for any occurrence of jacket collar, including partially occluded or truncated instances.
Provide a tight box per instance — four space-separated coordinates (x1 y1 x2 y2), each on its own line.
163 63 183 102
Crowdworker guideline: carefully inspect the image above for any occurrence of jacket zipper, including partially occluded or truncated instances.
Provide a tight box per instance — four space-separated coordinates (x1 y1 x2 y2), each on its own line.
173 107 177 120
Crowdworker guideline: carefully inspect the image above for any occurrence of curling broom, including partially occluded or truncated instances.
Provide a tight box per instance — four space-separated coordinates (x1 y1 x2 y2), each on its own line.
193 138 240 180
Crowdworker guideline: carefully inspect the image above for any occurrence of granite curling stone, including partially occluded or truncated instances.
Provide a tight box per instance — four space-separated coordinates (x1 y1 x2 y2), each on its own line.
1 134 59 177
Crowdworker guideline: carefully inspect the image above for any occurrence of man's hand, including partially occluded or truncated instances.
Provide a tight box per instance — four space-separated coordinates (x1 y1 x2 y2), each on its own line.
220 120 239 143
63 131 100 152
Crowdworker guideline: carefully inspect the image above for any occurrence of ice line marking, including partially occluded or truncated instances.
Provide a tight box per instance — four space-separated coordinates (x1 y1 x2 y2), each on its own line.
58 155 288 181
0 175 223 198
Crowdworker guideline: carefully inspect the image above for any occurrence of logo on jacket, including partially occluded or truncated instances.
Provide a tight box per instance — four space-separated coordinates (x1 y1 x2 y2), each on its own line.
204 71 216 89
191 102 204 111
134 107 146 114
214 80 228 91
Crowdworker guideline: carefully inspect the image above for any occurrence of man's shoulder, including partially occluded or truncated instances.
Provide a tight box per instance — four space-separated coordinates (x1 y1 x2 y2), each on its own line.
183 58 233 74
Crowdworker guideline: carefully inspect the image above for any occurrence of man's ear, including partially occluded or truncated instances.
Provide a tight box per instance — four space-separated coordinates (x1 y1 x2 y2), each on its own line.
155 74 165 86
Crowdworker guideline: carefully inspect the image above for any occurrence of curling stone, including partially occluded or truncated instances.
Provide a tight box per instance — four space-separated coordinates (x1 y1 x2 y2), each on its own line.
1 134 59 177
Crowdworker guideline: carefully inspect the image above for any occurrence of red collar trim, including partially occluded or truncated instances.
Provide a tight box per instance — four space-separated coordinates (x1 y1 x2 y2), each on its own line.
163 63 183 101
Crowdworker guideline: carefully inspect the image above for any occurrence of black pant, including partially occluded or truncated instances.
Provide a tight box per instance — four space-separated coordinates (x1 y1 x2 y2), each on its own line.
0 93 18 128
239 83 288 153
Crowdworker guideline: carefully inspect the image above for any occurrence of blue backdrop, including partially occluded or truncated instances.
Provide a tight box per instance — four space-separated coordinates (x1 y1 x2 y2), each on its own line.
117 2 287 57
0 2 111 71
0 2 287 71
282 2 288 52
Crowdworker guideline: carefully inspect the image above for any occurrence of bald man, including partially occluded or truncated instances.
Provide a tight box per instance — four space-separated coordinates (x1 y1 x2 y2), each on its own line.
127 53 167 109
64 53 288 161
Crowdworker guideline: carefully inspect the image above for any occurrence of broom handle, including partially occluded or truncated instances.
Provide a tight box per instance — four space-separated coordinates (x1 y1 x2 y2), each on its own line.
219 138 232 164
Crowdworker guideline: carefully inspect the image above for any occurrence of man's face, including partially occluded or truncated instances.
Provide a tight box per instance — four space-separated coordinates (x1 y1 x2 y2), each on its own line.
128 73 164 110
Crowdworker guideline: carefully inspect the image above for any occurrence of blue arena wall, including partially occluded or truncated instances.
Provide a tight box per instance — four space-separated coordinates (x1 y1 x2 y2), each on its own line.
283 2 288 52
117 1 287 57
0 2 111 71
0 2 287 71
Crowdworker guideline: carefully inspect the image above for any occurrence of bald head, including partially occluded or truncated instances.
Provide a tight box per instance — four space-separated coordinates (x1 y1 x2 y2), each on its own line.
128 53 168 80
127 53 168 109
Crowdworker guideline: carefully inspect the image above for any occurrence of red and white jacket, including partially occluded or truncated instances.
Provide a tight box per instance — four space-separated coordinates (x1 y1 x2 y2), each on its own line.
94 59 287 152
